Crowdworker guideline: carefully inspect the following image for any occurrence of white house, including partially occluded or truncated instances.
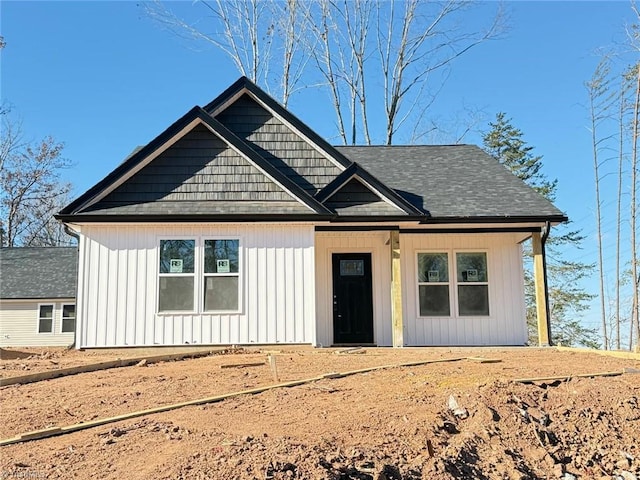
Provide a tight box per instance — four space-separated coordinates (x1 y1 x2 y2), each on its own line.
0 247 77 347
57 77 566 349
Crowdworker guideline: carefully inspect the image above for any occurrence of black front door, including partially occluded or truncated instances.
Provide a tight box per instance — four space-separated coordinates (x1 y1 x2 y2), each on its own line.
332 253 374 344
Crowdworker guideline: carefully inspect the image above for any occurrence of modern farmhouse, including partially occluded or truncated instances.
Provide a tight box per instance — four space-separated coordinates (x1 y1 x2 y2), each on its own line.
57 77 566 349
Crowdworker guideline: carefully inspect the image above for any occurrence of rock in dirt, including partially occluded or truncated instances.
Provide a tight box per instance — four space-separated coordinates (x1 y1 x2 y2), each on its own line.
447 394 469 419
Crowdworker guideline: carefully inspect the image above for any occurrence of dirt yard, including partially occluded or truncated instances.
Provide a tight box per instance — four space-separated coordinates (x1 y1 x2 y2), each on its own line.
0 346 638 480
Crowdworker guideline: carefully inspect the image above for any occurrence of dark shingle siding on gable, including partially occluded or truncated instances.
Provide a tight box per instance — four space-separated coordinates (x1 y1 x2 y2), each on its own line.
336 145 565 219
324 178 403 216
84 124 311 215
1 247 77 299
215 94 342 194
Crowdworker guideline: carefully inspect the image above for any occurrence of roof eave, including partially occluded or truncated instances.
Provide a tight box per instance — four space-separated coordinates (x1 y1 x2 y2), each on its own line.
55 213 336 223
420 215 568 225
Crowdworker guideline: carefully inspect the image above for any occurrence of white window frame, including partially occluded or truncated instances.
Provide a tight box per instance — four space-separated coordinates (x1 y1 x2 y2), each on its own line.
202 237 242 314
156 237 242 315
60 303 76 333
454 250 490 317
157 238 198 314
416 251 452 317
416 249 491 318
37 303 55 334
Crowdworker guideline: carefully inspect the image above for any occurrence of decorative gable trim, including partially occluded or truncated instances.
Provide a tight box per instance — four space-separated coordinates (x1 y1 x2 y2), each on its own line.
59 107 333 217
316 163 426 217
204 77 352 172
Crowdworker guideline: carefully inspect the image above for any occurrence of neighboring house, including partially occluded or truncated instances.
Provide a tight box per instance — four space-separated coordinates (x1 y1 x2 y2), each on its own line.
57 77 566 349
0 247 77 347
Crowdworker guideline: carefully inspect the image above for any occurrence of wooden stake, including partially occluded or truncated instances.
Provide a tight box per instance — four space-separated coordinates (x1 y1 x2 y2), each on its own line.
268 354 279 382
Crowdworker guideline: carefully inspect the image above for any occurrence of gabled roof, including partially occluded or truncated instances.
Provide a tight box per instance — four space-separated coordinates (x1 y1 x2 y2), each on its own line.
58 77 566 225
0 248 77 300
336 145 567 222
204 77 353 170
58 106 333 220
316 163 425 217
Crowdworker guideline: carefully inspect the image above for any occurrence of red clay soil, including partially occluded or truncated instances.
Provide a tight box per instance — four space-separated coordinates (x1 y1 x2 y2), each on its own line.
0 347 638 480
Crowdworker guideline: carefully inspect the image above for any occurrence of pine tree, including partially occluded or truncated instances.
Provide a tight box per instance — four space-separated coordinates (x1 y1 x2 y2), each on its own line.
483 113 598 347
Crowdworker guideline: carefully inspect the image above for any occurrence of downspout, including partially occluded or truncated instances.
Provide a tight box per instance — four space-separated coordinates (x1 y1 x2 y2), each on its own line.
541 221 553 346
63 225 80 350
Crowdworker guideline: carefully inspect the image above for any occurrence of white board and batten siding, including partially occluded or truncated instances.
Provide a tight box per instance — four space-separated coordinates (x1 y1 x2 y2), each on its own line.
401 232 527 346
75 224 316 348
0 300 75 347
315 232 393 347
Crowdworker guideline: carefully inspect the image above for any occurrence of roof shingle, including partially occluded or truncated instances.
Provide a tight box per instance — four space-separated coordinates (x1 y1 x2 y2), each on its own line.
0 248 78 299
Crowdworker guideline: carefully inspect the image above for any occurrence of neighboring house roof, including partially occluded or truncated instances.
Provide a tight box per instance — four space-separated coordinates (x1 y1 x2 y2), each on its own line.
0 247 78 300
57 77 567 225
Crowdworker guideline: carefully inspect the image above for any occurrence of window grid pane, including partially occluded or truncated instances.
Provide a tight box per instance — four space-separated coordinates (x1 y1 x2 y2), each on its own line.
204 240 239 274
418 253 449 283
419 285 450 316
158 277 195 312
458 285 489 316
456 253 488 283
204 276 239 311
160 240 195 274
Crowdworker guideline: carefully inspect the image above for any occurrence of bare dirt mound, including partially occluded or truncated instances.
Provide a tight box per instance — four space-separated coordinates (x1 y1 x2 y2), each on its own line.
0 348 638 479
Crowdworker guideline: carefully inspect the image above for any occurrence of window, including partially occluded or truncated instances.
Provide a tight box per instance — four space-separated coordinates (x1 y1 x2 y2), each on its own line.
204 239 239 311
61 304 76 333
417 251 490 317
417 253 450 316
456 252 489 316
157 238 241 314
38 304 54 333
158 240 195 312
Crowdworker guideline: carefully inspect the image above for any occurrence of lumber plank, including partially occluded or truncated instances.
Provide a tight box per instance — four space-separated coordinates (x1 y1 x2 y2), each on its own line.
514 371 623 384
219 362 265 369
0 349 218 387
556 346 640 361
0 355 490 447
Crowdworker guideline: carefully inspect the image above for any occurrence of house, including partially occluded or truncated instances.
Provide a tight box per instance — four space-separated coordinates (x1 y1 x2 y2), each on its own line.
0 247 77 347
56 77 566 349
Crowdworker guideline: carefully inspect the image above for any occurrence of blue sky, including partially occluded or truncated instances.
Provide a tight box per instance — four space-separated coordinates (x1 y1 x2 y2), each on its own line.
1 1 637 342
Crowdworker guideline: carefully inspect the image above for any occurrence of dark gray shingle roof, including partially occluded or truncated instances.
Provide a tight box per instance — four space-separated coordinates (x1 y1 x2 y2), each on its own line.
0 247 78 299
335 145 565 219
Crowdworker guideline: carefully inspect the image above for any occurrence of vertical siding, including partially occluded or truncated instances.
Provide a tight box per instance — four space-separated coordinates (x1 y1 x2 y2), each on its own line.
77 223 315 348
315 232 392 347
401 233 527 346
0 300 75 347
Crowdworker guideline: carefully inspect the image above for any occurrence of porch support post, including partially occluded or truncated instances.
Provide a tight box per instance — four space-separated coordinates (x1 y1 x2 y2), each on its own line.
390 230 404 347
532 230 551 346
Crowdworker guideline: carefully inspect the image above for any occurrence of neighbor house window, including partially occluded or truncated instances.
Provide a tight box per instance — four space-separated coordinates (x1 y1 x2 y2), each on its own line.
417 251 490 317
61 304 76 333
417 253 450 316
456 252 489 316
158 240 195 312
204 239 240 311
38 304 54 333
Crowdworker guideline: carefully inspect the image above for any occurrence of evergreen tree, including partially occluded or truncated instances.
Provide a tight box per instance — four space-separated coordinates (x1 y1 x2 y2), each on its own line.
483 113 598 348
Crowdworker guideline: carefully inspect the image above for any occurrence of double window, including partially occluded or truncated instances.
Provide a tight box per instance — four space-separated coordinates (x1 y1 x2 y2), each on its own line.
37 304 75 333
158 239 240 313
417 252 489 317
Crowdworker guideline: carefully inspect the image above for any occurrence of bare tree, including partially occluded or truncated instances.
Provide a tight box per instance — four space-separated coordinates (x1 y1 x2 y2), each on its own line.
629 62 640 350
375 0 505 144
586 58 617 349
0 115 73 247
145 0 506 145
144 0 309 107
